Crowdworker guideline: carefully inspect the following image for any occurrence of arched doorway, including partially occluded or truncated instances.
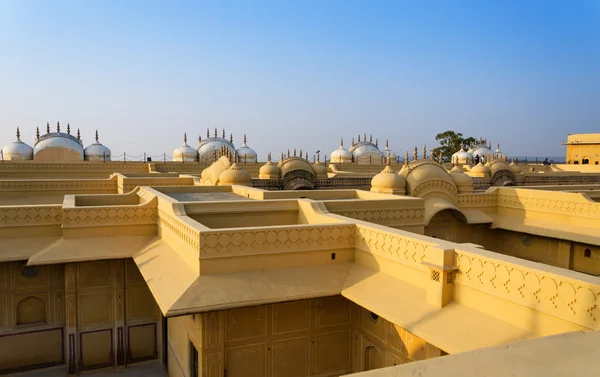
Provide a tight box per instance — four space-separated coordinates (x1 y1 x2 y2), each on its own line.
424 209 468 243
363 345 384 371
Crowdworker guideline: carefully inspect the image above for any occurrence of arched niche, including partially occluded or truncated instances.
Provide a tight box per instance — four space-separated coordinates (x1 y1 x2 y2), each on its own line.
363 345 384 371
16 296 46 325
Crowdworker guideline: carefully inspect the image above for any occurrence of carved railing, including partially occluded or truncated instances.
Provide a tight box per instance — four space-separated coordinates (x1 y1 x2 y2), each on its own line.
62 200 157 227
454 248 600 329
456 191 497 208
354 224 435 271
329 208 424 227
199 223 355 257
496 189 600 219
158 209 201 251
0 178 117 192
0 205 62 226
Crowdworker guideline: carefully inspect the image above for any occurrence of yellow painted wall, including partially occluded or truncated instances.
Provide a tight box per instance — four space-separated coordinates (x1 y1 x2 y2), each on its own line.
565 134 600 165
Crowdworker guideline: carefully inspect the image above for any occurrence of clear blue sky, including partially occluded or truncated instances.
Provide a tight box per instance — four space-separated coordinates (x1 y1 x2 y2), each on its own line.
1 0 599 159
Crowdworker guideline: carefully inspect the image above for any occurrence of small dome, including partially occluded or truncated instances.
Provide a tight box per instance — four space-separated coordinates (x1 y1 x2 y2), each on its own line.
509 158 522 174
470 162 490 176
489 160 511 178
259 154 281 179
350 137 384 165
34 122 84 161
330 138 353 164
371 162 406 195
452 146 473 165
449 165 473 193
236 134 257 163
2 128 33 161
84 130 112 161
172 133 198 162
382 140 398 163
197 128 236 163
312 159 328 178
218 162 252 186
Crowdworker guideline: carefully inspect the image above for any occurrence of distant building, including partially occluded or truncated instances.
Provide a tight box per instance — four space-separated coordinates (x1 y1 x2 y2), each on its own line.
562 133 600 165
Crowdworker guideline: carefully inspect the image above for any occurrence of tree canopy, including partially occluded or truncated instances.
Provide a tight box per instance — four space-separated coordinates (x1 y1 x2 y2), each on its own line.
432 131 476 162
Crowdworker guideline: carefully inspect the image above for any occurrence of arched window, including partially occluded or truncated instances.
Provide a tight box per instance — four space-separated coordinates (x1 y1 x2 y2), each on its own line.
16 296 46 325
363 346 384 371
584 248 592 258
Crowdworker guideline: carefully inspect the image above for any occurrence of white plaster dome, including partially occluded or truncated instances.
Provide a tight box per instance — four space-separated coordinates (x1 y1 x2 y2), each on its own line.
197 128 236 163
330 138 353 164
84 130 111 161
172 133 198 162
2 128 33 160
34 122 84 159
452 146 473 165
350 140 384 164
236 135 257 163
471 139 494 161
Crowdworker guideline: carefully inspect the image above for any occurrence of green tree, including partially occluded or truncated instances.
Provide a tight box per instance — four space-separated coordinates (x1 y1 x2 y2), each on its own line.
432 131 476 162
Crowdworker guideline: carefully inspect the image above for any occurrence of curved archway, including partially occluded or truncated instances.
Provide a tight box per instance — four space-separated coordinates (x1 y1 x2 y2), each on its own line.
16 296 46 325
282 170 315 190
424 208 468 243
363 345 384 371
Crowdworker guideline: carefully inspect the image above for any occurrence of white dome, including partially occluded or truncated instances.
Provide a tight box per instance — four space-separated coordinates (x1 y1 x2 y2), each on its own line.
452 147 473 165
2 128 33 161
330 138 353 163
351 142 384 164
84 131 111 161
34 132 84 158
494 144 504 160
236 135 257 163
172 134 198 162
197 137 236 163
471 146 494 161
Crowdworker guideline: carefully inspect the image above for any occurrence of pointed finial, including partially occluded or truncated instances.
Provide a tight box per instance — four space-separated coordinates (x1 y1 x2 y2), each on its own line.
287 149 290 157
66 123 71 134
497 142 500 150
370 134 373 143
207 128 210 138
268 153 272 162
221 129 225 138
404 151 409 166
198 135 202 143
305 152 308 160
77 128 80 140
386 139 389 148
375 138 378 147
352 137 355 145
46 122 50 134
230 133 233 143
244 134 247 145
36 127 40 139
439 152 443 164
95 130 99 142
358 135 361 143
16 127 21 140
422 145 427 159
340 138 344 147
294 148 297 157
386 154 391 167
214 128 217 137
57 121 60 132
300 149 303 158
430 147 435 160
281 152 284 161
414 146 418 161
184 133 188 144
364 133 367 141
317 152 320 162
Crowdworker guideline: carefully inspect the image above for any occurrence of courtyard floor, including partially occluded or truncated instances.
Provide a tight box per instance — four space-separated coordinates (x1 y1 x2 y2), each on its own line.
9 362 167 377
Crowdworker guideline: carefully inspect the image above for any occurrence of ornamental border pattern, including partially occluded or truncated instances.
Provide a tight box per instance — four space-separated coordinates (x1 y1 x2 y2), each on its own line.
0 163 148 170
0 205 62 226
158 209 200 251
497 191 600 219
330 208 424 226
354 224 430 270
456 193 497 208
199 224 355 257
454 250 600 328
0 179 117 191
411 179 458 199
62 205 157 227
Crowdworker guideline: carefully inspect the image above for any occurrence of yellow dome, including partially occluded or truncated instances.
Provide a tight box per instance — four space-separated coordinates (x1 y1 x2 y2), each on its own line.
489 160 511 178
259 155 281 179
371 165 405 195
470 162 490 176
449 165 473 193
403 160 457 201
509 158 522 174
279 158 314 177
312 161 328 178
218 163 252 186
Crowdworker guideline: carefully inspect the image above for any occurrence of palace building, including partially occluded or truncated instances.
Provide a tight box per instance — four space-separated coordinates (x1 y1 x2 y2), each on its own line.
0 124 599 377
